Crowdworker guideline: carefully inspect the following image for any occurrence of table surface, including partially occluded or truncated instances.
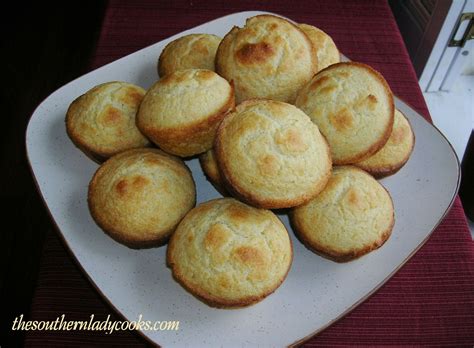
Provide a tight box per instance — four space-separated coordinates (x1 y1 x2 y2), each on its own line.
24 0 474 346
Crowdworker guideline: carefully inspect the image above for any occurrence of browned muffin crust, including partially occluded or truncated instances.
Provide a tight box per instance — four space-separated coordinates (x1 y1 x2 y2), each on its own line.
136 69 235 157
88 148 196 249
214 99 332 209
356 110 415 178
291 166 394 262
167 198 293 308
66 81 150 162
296 62 395 165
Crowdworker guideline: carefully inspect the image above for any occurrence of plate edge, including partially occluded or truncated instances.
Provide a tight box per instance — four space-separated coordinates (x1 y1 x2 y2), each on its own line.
24 11 462 348
23 9 276 348
289 95 462 347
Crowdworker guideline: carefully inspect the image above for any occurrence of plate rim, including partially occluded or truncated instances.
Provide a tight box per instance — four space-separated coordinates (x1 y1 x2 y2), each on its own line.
25 10 461 347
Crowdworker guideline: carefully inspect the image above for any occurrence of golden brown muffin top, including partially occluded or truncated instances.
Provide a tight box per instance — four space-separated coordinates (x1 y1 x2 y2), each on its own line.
66 81 150 161
292 166 394 262
167 198 292 307
88 148 196 248
296 62 394 164
137 69 232 129
216 15 317 103
158 34 222 77
136 69 234 157
215 99 332 209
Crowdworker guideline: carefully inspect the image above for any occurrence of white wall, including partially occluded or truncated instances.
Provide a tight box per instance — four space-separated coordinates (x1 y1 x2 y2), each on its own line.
462 53 474 74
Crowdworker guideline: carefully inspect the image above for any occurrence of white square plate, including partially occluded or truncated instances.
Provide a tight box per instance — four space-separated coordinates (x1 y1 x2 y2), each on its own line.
26 11 460 347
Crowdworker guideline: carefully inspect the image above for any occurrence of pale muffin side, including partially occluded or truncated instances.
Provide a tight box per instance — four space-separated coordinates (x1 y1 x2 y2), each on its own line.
299 23 340 71
199 149 227 195
356 109 415 177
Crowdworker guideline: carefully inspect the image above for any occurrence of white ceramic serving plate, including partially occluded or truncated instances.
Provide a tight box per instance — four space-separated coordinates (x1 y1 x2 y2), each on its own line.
26 11 460 347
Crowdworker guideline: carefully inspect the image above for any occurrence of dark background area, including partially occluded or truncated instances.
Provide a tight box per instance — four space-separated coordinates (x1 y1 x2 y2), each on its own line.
0 2 107 346
388 0 452 77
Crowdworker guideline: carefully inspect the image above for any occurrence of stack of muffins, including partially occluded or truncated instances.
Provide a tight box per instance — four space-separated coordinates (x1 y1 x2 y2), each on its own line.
66 14 414 308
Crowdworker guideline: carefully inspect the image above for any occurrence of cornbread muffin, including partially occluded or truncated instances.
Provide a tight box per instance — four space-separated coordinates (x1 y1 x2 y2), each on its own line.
215 14 317 103
299 23 340 71
88 148 196 248
66 81 150 162
296 62 394 164
215 99 332 209
291 166 394 262
199 149 227 194
167 198 293 308
356 109 415 178
158 34 222 77
137 69 234 157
